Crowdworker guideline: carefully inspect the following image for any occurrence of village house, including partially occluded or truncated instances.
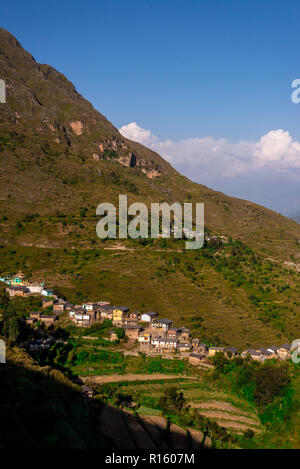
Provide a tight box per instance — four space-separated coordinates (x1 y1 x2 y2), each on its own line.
98 304 114 320
88 309 97 321
193 342 208 354
263 347 277 359
255 348 274 360
124 325 142 340
113 306 129 326
6 285 30 297
8 270 27 285
241 349 262 361
39 314 58 327
69 306 94 326
28 312 58 328
240 344 291 362
188 353 205 365
129 311 140 320
141 311 158 323
69 306 83 320
179 328 191 342
151 336 177 352
41 287 54 297
167 327 182 339
1 270 45 294
277 344 291 360
138 332 151 348
152 318 173 332
53 300 66 315
177 342 192 354
208 346 224 357
73 313 91 327
267 345 278 355
82 302 97 311
224 346 239 358
124 318 139 327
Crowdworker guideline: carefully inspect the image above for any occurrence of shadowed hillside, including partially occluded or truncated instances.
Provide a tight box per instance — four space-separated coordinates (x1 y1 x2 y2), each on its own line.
0 340 213 449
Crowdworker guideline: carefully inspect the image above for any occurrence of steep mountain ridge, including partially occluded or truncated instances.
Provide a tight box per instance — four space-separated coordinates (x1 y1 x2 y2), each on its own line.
0 27 174 179
1 26 300 264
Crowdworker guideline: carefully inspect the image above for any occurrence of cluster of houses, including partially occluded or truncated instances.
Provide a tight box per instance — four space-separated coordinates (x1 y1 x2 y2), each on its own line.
25 310 59 327
1 271 297 364
67 304 297 363
240 344 292 361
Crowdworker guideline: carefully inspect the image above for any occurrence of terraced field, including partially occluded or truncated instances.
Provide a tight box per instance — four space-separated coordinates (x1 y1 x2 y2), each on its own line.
189 401 261 434
81 373 196 384
93 374 263 439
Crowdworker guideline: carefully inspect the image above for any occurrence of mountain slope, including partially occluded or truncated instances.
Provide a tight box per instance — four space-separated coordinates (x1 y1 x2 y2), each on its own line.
2 28 300 347
1 27 300 262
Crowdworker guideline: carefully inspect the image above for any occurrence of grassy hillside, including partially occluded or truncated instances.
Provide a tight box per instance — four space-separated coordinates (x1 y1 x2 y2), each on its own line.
1 27 300 262
2 27 300 347
2 238 300 348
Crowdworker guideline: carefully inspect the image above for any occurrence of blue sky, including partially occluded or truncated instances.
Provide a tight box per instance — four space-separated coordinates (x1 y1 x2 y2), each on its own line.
2 1 300 214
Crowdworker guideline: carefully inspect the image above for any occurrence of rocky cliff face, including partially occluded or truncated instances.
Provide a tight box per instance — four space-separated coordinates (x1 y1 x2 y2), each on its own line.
0 28 169 179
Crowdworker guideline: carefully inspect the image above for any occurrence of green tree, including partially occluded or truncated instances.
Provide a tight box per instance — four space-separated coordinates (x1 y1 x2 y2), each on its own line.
8 316 20 342
159 386 186 413
211 352 228 372
254 363 290 406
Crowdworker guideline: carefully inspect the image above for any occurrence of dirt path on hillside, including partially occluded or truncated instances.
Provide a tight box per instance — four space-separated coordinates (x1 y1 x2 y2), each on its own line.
103 244 183 253
212 420 262 433
190 400 257 418
198 410 260 427
81 373 195 384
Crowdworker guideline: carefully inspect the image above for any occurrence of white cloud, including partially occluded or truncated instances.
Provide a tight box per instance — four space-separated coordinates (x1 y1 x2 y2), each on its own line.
119 122 158 146
119 123 300 177
254 129 300 169
119 122 300 214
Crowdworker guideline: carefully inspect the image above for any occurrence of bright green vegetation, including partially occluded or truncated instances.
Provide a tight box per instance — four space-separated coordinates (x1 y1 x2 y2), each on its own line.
209 353 300 448
35 339 192 376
